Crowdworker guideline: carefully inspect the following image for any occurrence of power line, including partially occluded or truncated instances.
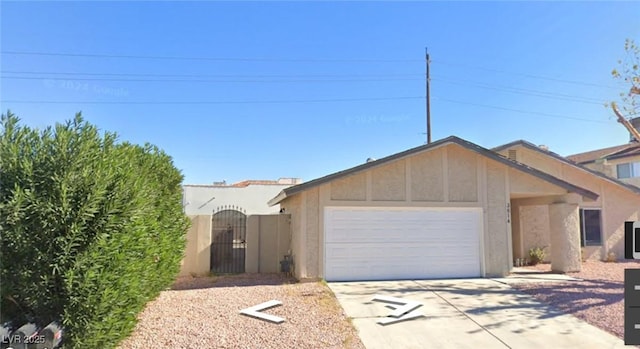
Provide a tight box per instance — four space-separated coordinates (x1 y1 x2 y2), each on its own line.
1 95 612 124
6 77 605 106
1 70 423 78
2 72 608 106
0 96 425 105
432 76 606 105
434 96 609 123
1 75 424 83
0 50 420 63
2 50 621 90
432 59 622 90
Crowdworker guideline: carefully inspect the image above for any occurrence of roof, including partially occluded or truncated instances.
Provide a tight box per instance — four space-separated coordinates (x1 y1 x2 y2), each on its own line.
493 140 640 195
268 136 599 206
565 143 640 164
184 178 301 188
230 180 289 188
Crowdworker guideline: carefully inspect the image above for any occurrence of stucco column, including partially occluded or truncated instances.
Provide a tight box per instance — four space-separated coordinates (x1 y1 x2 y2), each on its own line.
549 203 581 273
196 215 212 275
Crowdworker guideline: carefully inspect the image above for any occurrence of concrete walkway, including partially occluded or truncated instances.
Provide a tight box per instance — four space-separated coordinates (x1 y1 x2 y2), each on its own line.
329 279 626 349
492 267 581 285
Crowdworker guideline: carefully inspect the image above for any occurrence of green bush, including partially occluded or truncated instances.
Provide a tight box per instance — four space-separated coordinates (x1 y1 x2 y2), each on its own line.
0 112 190 348
528 246 546 266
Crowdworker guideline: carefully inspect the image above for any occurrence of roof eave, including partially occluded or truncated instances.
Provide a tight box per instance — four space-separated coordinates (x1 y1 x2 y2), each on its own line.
268 136 458 203
494 140 640 195
268 190 288 206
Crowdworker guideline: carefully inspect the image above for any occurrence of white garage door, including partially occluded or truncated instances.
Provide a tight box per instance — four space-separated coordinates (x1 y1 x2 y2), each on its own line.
324 207 483 281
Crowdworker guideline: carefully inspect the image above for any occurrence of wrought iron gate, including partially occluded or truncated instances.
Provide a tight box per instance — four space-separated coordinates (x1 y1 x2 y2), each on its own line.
210 206 247 274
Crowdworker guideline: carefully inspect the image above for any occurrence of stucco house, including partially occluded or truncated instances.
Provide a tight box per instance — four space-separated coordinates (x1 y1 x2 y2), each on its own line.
565 117 640 188
567 142 640 188
182 177 302 215
268 136 640 282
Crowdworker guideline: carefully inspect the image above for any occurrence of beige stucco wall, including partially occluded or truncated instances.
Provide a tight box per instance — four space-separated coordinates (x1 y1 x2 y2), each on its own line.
245 214 291 273
601 184 640 259
581 156 640 187
280 143 560 280
583 161 615 179
280 195 303 278
549 203 581 272
281 141 640 280
509 169 566 197
503 145 640 261
179 215 212 276
411 148 445 201
511 200 523 260
484 159 511 277
599 154 640 180
305 188 320 277
519 205 551 262
372 160 406 201
447 145 478 202
330 172 366 201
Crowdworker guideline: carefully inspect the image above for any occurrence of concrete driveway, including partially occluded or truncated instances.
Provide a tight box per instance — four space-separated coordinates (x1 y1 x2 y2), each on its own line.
329 279 627 349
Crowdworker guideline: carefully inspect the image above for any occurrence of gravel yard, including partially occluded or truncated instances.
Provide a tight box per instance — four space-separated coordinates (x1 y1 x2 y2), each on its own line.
512 260 640 340
117 273 365 349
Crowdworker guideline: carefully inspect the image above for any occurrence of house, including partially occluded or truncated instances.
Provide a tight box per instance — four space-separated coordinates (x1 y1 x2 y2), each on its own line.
493 140 640 264
182 177 302 215
267 136 640 282
180 178 301 276
566 117 640 187
567 145 640 188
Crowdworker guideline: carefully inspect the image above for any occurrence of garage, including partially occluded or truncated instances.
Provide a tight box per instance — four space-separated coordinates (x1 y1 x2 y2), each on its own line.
324 207 483 281
269 137 597 280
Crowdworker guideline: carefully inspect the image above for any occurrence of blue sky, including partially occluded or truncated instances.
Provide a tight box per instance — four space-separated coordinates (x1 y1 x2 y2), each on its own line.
1 1 639 185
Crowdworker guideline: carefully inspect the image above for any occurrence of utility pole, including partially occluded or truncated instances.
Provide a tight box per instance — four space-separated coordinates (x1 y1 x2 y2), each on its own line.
426 48 431 144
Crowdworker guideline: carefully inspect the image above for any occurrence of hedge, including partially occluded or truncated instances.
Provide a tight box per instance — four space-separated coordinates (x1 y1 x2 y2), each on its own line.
0 111 190 348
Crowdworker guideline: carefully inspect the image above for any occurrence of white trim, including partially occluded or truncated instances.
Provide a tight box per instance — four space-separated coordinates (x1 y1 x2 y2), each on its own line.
442 147 449 202
405 157 412 202
324 206 484 212
366 171 372 202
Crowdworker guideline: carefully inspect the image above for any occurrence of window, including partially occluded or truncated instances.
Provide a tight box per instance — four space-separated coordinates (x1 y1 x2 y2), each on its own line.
579 209 602 246
617 162 640 179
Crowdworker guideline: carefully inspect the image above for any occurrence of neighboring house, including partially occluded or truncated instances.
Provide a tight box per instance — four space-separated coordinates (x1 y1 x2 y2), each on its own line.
180 178 301 276
566 117 640 188
183 177 302 215
567 142 640 188
268 136 640 282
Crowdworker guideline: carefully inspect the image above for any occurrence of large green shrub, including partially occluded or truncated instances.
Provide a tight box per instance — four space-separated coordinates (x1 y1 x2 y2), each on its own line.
0 112 190 348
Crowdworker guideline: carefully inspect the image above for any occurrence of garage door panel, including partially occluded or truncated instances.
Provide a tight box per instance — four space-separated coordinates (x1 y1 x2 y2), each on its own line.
326 217 478 244
324 207 482 281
